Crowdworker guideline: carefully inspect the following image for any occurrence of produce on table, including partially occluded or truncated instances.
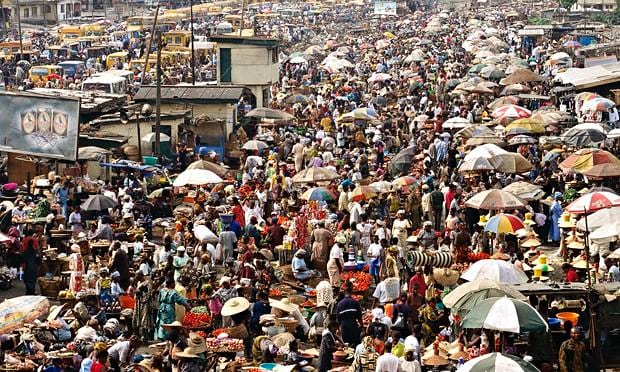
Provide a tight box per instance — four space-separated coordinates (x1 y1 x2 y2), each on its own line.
182 307 212 328
306 289 317 297
269 289 283 297
205 337 244 352
301 300 315 307
341 271 372 292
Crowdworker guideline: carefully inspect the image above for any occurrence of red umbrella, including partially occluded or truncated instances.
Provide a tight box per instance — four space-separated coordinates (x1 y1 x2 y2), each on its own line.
565 191 620 214
48 73 62 81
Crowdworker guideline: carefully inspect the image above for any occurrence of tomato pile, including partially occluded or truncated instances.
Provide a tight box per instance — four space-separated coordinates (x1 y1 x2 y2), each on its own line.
352 294 363 302
301 300 315 307
341 271 373 292
467 252 491 262
269 289 283 297
182 306 212 328
306 289 317 297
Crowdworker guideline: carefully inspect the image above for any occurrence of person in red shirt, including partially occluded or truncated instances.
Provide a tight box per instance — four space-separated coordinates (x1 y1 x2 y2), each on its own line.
230 197 245 227
91 350 109 372
408 267 426 297
562 263 579 282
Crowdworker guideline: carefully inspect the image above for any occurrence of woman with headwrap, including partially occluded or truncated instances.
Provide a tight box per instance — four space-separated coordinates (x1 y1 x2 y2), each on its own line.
351 336 379 372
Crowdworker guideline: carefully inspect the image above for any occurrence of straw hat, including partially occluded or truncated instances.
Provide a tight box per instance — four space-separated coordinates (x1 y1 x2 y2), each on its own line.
433 268 460 286
521 238 542 248
523 213 536 226
572 259 588 269
175 347 199 359
48 304 67 321
532 254 549 266
558 212 575 228
491 252 510 261
186 333 208 354
567 241 585 250
221 297 250 317
271 297 299 313
161 321 183 330
335 235 347 244
258 248 274 261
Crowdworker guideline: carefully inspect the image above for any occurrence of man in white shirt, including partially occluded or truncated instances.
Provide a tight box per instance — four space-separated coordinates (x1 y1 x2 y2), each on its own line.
75 319 99 343
376 341 400 372
108 336 141 368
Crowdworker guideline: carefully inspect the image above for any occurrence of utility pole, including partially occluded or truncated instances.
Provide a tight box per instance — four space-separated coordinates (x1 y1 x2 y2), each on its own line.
190 0 195 85
155 31 162 155
142 2 160 77
15 0 23 55
239 0 245 36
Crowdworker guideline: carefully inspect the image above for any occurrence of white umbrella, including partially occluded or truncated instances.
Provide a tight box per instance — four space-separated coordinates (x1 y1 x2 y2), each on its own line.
462 296 548 333
443 117 471 129
576 206 620 231
242 140 268 151
194 224 219 242
289 56 307 64
443 277 526 308
590 222 620 243
461 259 529 284
463 144 508 161
142 133 171 142
460 353 540 372
173 169 223 186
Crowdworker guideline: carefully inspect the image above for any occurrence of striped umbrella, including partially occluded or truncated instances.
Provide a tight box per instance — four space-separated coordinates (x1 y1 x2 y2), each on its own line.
300 187 337 202
491 104 531 119
460 353 540 372
565 191 620 214
462 296 548 333
581 97 616 112
559 148 620 173
350 185 378 202
392 176 417 187
465 190 526 210
484 213 525 234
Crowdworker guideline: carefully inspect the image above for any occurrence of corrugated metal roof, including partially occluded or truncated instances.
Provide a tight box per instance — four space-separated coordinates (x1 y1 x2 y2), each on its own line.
134 85 245 102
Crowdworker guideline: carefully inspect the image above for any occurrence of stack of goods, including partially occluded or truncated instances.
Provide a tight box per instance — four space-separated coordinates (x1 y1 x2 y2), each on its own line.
182 306 212 328
340 271 372 292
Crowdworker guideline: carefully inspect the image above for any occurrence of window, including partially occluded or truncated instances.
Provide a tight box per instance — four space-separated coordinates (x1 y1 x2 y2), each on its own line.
31 7 37 17
45 5 51 13
220 48 231 83
23 8 29 18
271 46 278 63
60 4 65 13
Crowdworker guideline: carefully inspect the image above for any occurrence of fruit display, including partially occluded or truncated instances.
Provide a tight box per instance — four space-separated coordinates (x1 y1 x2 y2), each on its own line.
341 271 372 292
269 289 283 297
467 252 490 262
301 300 315 308
182 306 212 328
352 294 363 302
306 289 317 297
205 337 243 352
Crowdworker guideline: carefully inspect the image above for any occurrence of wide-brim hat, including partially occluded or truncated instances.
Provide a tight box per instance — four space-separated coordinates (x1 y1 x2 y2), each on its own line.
521 238 541 248
270 297 299 313
433 268 460 286
187 333 208 354
175 348 199 359
258 249 274 261
572 259 588 269
335 235 347 244
567 241 585 249
558 212 575 228
221 297 250 317
161 321 183 330
491 252 511 261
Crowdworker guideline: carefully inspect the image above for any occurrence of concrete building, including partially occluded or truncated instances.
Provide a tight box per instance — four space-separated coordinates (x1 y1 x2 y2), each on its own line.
10 0 81 25
209 34 280 108
571 0 617 11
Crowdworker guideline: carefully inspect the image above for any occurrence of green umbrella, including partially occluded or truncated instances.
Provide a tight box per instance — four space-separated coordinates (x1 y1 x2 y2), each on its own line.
451 288 522 317
468 63 487 74
460 353 540 372
462 296 548 333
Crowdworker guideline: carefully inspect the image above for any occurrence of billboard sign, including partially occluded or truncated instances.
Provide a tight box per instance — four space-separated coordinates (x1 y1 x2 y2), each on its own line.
0 93 80 160
374 0 398 15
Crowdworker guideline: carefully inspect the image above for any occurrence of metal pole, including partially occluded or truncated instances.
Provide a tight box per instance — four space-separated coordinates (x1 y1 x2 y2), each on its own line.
136 114 142 159
142 3 160 75
189 0 195 85
239 0 245 36
15 0 23 55
155 32 161 155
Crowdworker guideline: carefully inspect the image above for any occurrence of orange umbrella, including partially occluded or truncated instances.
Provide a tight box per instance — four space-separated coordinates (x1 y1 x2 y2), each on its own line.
350 186 378 202
559 148 620 173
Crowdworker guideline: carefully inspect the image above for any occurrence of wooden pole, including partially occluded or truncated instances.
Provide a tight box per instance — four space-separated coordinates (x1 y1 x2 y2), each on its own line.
155 32 161 155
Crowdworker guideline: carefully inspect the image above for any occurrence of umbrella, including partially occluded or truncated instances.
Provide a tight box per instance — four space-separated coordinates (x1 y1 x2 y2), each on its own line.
186 160 229 178
489 153 533 173
576 206 620 231
559 148 620 173
246 108 295 121
562 126 607 147
370 181 394 194
464 190 526 209
566 191 620 214
488 96 519 109
350 186 377 202
142 133 171 142
462 259 529 284
301 187 337 201
549 51 571 61
500 83 531 96
491 105 531 119
78 146 111 161
468 63 487 74
462 296 548 333
502 181 544 201
451 288 527 317
443 277 526 308
303 45 322 56
390 147 417 175
289 56 307 64
582 163 620 178
460 353 540 372
194 224 219 243
0 296 50 334
367 72 392 83
443 117 471 129
500 69 543 85
508 135 537 145
463 143 508 161
590 221 620 243
581 97 616 112
292 167 339 183
392 176 417 187
286 94 310 104
465 135 505 147
173 169 223 187
458 157 495 173
563 40 582 48
148 187 172 198
81 194 117 211
530 111 563 125
468 83 495 95
484 213 526 233
369 96 388 107
608 128 620 139
456 125 495 139
242 140 268 151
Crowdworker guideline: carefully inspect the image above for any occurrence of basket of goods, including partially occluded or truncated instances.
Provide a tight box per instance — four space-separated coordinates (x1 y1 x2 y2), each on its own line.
39 277 64 298
182 306 212 329
269 288 283 299
340 271 372 292
204 337 244 353
274 317 298 333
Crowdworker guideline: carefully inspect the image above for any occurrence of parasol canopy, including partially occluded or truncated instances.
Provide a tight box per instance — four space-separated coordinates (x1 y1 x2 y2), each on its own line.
242 140 269 151
581 163 620 178
173 169 223 187
460 353 541 372
462 259 529 284
562 125 607 147
464 190 526 209
462 296 548 333
458 157 495 173
484 213 526 233
559 148 620 173
463 143 508 161
502 181 544 201
576 206 620 231
246 108 295 121
500 68 543 85
81 194 117 211
489 152 533 173
78 146 111 161
443 117 471 129
508 135 537 145
491 105 531 119
451 288 528 317
565 191 620 214
186 160 229 178
292 167 340 183
350 185 378 202
504 118 545 135
300 187 337 201
443 277 526 308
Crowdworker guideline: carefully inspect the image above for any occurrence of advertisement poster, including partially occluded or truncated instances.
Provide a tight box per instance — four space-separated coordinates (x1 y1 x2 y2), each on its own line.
374 0 398 15
0 93 80 160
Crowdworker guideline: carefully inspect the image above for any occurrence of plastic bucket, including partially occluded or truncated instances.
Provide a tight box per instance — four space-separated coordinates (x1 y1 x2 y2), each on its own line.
143 156 157 165
533 267 543 278
557 312 579 326
547 318 561 329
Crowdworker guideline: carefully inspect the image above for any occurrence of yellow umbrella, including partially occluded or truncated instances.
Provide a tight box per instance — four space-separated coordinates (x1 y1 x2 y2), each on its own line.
383 31 396 39
505 118 545 135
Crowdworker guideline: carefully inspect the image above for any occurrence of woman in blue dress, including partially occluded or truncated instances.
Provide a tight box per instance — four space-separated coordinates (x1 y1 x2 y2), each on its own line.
156 277 190 340
548 192 563 243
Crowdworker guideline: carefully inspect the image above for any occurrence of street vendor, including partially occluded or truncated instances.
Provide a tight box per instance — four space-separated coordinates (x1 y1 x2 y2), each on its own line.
327 235 346 286
292 248 318 281
156 278 191 340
